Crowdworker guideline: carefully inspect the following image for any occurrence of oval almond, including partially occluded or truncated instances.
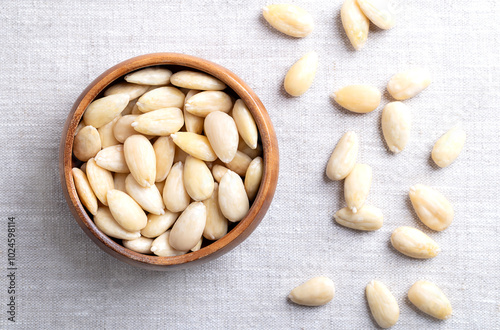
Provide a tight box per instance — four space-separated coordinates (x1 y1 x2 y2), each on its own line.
104 82 150 100
284 51 318 96
184 91 232 117
132 107 184 136
169 202 207 251
390 226 440 259
163 162 191 213
344 163 372 213
170 132 217 162
86 158 114 206
83 94 129 128
107 189 147 231
124 67 172 85
97 115 120 148
341 0 369 50
183 156 215 202
95 145 130 173
332 85 381 113
408 280 452 320
387 68 431 100
262 4 314 38
71 168 98 215
153 136 175 182
232 99 258 149
409 184 454 231
136 86 185 112
381 102 411 153
334 205 383 231
170 70 226 91
203 183 228 240
326 131 359 181
366 280 399 328
140 211 179 238
431 124 466 168
93 207 141 240
122 236 153 254
183 90 204 134
218 170 249 222
288 276 335 306
125 174 165 215
123 135 156 187
244 157 263 201
357 0 395 30
73 125 101 162
204 111 239 163
212 164 229 183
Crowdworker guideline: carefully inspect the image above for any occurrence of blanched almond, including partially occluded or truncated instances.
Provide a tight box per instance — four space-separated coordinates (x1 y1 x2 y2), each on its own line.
409 184 454 231
262 4 314 38
124 67 172 85
245 157 263 201
93 207 140 240
344 163 372 213
163 162 191 212
113 115 139 143
73 125 101 162
136 87 185 112
332 85 381 113
125 174 165 215
153 136 175 182
140 211 179 238
204 111 239 163
113 172 127 192
183 90 204 134
86 158 114 206
203 183 228 240
212 164 229 183
183 156 215 201
289 276 335 306
431 124 466 168
98 115 120 148
104 82 150 100
184 91 232 117
169 202 207 251
150 230 186 256
131 107 184 136
123 135 156 187
83 94 129 128
170 70 226 91
71 168 98 215
381 102 411 153
326 131 359 180
232 99 258 149
219 170 249 222
171 132 217 162
408 280 452 320
387 68 431 100
357 0 395 30
95 145 130 173
224 150 252 176
107 189 147 231
122 236 153 254
284 51 318 96
366 280 399 328
334 205 383 231
390 226 440 259
341 0 369 50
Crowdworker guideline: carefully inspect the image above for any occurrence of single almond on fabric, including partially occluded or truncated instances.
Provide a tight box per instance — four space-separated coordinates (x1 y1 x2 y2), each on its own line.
183 156 215 201
203 183 228 240
245 157 263 201
341 0 369 50
224 150 252 176
150 230 187 257
169 202 207 251
183 90 204 134
170 70 227 91
123 135 156 187
122 236 154 254
170 132 217 161
334 205 383 231
83 94 129 128
86 158 114 206
124 67 172 85
332 85 381 113
136 86 185 112
95 145 130 173
131 107 184 136
107 189 147 231
125 174 165 215
326 131 359 180
408 281 452 320
191 237 203 252
73 125 101 162
409 184 454 231
163 162 191 212
381 102 411 153
218 170 250 222
288 276 335 306
238 137 263 159
387 68 431 100
93 207 141 240
232 99 258 149
71 168 98 215
365 280 399 328
344 163 372 213
104 82 150 100
204 111 239 163
140 211 179 238
153 136 175 182
284 51 318 96
262 4 314 38
212 164 229 183
431 124 466 168
357 0 395 30
184 91 232 117
113 172 128 193
390 226 440 259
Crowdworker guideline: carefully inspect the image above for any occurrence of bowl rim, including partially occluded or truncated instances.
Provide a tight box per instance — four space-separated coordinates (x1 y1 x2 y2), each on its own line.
59 52 279 270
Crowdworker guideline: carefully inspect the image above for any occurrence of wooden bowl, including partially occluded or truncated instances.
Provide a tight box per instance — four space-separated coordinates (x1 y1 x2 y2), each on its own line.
59 53 279 270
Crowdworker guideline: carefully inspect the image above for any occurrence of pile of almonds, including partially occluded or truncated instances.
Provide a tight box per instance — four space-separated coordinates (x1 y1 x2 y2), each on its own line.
71 67 264 257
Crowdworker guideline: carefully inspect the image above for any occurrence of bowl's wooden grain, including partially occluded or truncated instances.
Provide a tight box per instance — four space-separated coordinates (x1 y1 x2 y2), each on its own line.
59 53 279 270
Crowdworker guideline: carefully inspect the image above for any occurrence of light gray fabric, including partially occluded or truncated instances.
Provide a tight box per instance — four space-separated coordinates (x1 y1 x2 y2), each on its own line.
0 0 499 328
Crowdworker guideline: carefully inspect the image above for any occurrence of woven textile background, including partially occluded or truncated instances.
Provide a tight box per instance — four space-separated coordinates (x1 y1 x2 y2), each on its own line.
1 0 499 328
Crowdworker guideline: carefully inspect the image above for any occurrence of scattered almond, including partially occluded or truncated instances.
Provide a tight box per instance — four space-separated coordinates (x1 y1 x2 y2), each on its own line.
284 51 318 96
408 280 452 320
365 280 399 328
288 276 335 306
409 184 454 231
341 0 369 50
344 163 372 213
334 205 383 231
431 124 466 168
262 4 314 38
381 102 411 153
326 131 359 180
387 68 431 100
390 226 440 259
332 85 381 113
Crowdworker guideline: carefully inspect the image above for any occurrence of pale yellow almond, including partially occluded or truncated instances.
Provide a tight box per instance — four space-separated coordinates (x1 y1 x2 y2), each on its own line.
86 158 114 206
171 132 217 162
104 82 150 100
245 157 263 201
153 136 175 182
71 168 98 215
262 4 314 38
125 174 165 215
131 107 184 136
95 145 130 173
409 184 454 231
124 67 172 85
341 0 369 50
123 135 156 187
357 0 395 30
184 91 232 117
83 94 129 128
169 202 207 251
232 99 258 149
140 211 179 238
136 86 185 112
97 115 120 148
382 102 411 153
191 237 203 252
390 226 440 259
121 99 137 115
344 163 372 213
387 68 431 100
284 51 318 96
150 230 186 257
73 125 101 162
107 189 147 231
334 205 383 231
163 162 191 212
113 115 153 143
204 111 239 163
122 236 153 254
224 150 252 176
183 156 215 202
93 207 141 240
173 146 189 163
113 172 128 193
366 280 399 328
212 164 229 183
238 137 263 158
431 124 466 168
332 85 381 113
408 281 452 320
289 276 335 306
170 70 226 91
326 131 359 181
183 90 204 134
203 183 228 240
219 170 249 222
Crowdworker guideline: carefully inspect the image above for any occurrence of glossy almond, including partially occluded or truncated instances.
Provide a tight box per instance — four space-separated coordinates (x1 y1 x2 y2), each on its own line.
104 82 150 100
341 0 369 50
170 70 226 91
332 85 381 113
224 150 252 176
71 168 98 215
357 0 395 30
244 156 263 201
391 226 440 259
334 205 383 231
113 115 139 143
326 131 359 180
107 189 148 231
409 184 454 231
284 51 318 96
95 145 130 173
262 4 314 38
125 174 165 215
431 125 466 168
124 67 172 85
381 102 411 153
86 158 114 206
169 202 207 251
150 230 186 256
366 280 399 328
122 236 153 254
136 86 185 112
73 125 101 162
171 132 217 161
203 183 228 240
183 90 204 134
232 99 258 149
387 68 431 100
131 107 184 136
83 94 129 128
218 170 249 222
97 115 120 148
212 164 229 183
140 211 179 238
408 281 452 320
344 163 372 213
93 207 141 240
153 136 175 182
163 162 191 213
184 91 232 117
183 156 215 202
123 135 156 187
204 111 239 163
289 276 335 306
